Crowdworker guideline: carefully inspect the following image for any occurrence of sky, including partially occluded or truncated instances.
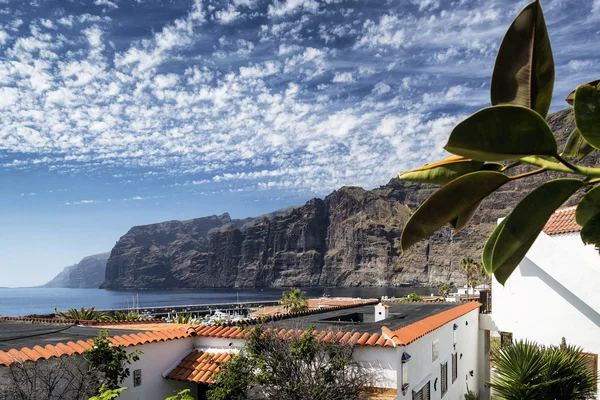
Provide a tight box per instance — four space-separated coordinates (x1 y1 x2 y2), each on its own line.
0 0 598 287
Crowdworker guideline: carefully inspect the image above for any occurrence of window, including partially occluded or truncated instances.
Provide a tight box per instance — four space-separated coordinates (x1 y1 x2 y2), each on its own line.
500 331 513 348
412 381 430 400
441 362 448 397
452 353 458 383
583 353 598 392
432 339 439 361
133 369 142 387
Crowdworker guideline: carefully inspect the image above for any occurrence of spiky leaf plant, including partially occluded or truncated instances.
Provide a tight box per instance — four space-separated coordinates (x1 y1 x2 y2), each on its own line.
57 306 109 321
489 340 597 400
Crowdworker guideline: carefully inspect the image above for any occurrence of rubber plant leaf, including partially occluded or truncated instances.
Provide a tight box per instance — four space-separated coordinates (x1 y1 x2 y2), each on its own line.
576 185 600 226
565 79 600 105
490 0 554 118
399 155 484 186
484 178 584 285
574 84 600 149
401 171 509 251
444 105 558 161
450 201 482 233
563 128 595 161
581 213 600 248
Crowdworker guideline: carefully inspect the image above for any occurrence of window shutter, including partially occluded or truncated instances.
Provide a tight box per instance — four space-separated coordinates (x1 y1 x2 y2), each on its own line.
452 353 458 383
441 362 448 396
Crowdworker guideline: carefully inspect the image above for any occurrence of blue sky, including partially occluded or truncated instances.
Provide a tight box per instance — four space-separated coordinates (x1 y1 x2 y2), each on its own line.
0 0 598 287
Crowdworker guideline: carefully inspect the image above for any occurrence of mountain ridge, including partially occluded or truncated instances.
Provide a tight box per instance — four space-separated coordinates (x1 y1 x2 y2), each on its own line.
101 108 593 289
42 252 110 288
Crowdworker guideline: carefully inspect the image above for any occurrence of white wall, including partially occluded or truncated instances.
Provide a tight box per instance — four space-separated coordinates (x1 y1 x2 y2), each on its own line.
120 337 196 400
492 231 600 383
395 308 480 400
353 346 397 388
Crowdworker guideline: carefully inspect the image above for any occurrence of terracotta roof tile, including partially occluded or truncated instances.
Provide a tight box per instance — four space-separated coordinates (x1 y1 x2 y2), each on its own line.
382 302 481 346
543 206 581 235
167 350 232 384
0 326 191 367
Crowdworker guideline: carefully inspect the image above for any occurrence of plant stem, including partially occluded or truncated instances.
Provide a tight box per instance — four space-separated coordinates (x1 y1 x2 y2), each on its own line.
554 153 580 172
501 162 522 172
519 156 600 178
509 168 547 180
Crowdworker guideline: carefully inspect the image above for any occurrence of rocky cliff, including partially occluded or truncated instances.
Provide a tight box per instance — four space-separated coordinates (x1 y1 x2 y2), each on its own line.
102 108 593 289
43 253 110 288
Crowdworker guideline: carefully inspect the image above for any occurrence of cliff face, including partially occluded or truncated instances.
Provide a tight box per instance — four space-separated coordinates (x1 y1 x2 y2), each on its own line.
43 253 110 288
102 108 591 289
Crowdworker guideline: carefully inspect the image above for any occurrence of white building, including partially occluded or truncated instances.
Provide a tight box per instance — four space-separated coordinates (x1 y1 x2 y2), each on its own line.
487 206 600 396
0 302 482 400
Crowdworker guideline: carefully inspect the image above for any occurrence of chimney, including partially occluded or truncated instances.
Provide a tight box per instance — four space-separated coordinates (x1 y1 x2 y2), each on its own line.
375 302 390 322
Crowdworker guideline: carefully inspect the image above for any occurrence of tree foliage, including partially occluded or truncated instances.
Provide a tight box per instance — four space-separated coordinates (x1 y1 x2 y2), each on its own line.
438 284 451 297
489 340 597 399
279 288 309 313
399 0 600 285
0 355 99 400
85 330 141 390
207 326 373 400
165 389 195 400
88 385 127 400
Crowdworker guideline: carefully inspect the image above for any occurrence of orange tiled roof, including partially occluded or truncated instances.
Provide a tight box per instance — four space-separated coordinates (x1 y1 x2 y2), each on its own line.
382 302 481 346
543 206 581 235
0 327 190 367
167 350 232 384
189 325 395 347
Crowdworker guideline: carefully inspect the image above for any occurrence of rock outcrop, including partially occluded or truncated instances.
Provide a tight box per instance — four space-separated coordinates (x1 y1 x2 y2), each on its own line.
43 253 110 288
102 108 592 289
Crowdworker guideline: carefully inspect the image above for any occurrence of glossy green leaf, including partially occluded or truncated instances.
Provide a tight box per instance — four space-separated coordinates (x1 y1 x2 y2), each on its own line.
480 163 505 171
491 0 554 118
399 155 484 186
565 79 600 105
574 84 600 149
444 105 558 161
563 128 595 161
576 185 600 226
401 171 509 251
484 179 584 284
581 213 600 247
450 201 482 233
482 218 506 275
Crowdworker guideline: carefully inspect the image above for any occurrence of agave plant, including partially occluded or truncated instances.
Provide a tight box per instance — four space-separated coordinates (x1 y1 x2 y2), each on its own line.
57 306 109 321
489 340 597 400
399 0 600 285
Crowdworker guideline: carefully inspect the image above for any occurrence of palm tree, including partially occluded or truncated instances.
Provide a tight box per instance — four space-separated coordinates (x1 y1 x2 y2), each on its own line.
460 257 483 299
489 340 597 400
280 288 309 313
57 306 109 321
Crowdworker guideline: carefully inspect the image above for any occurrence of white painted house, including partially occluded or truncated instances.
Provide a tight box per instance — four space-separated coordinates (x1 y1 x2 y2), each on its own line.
0 302 483 400
488 206 600 396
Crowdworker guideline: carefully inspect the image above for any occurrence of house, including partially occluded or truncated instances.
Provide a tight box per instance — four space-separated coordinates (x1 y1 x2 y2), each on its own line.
484 206 600 398
0 301 482 400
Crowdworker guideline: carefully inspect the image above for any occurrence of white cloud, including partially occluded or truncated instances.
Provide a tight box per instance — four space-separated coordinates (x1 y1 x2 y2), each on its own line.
354 15 405 50
372 82 391 95
268 0 319 17
215 5 241 24
568 60 593 71
332 71 354 83
94 0 118 9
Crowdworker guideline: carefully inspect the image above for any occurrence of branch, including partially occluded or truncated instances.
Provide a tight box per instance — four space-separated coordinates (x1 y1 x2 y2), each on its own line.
509 168 547 180
519 156 600 178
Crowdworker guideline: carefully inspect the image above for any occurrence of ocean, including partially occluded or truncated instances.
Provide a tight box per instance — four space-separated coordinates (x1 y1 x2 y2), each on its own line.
0 287 437 317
